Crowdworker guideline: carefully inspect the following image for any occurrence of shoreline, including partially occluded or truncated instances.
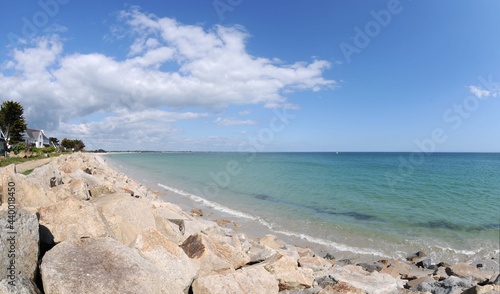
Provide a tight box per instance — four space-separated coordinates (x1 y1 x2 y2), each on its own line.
105 156 382 260
105 153 500 270
1 152 498 293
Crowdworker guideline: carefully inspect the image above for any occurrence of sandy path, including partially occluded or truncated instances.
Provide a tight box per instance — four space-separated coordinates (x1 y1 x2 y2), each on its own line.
15 157 56 174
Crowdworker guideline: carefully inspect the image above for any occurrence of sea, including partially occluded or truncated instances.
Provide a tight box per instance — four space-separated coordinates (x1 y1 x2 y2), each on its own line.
105 152 500 265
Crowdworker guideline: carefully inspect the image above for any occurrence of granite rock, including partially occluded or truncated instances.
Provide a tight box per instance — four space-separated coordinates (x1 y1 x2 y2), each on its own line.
41 237 181 294
192 265 278 294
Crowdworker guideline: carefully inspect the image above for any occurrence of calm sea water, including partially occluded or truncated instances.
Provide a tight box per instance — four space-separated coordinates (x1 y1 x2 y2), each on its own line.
106 152 500 262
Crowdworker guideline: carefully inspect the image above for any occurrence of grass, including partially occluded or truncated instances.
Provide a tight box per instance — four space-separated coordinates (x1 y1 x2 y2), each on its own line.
21 168 34 175
0 153 62 167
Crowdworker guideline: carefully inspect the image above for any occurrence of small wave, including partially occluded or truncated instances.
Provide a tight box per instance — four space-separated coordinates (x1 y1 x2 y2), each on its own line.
433 245 483 256
158 183 256 220
268 229 390 258
158 182 389 258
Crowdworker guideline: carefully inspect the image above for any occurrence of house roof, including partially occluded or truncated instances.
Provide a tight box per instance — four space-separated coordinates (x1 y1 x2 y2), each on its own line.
23 129 49 141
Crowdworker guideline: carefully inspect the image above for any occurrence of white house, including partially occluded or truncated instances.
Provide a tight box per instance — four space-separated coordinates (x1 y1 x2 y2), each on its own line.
23 129 50 148
0 130 6 154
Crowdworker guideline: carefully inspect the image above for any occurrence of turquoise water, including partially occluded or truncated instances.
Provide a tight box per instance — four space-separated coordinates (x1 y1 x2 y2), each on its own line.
106 152 500 262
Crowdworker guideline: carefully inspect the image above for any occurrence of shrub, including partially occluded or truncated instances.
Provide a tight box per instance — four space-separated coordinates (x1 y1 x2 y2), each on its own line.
10 142 26 154
41 146 56 153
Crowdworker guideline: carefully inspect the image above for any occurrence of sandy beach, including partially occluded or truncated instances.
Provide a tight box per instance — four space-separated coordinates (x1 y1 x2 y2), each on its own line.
0 152 498 294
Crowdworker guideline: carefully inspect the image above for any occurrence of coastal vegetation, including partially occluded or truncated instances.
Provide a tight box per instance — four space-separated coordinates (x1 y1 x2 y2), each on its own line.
60 138 85 151
0 100 27 144
0 101 91 165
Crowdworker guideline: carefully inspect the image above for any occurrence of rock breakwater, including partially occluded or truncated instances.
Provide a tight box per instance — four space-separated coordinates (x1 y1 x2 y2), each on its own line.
0 153 498 293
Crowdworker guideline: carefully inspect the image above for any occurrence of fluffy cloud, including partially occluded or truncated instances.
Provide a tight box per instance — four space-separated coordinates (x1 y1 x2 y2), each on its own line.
0 7 334 149
58 110 210 150
469 85 497 98
214 117 257 126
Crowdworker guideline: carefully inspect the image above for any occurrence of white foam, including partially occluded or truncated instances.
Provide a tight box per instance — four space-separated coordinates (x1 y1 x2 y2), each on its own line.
158 182 390 258
434 246 477 256
268 228 390 258
158 183 256 220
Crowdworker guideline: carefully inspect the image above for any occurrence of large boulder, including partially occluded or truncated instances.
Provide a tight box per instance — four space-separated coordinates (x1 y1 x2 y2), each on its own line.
131 229 199 293
263 253 315 291
37 197 108 243
0 275 40 294
447 263 495 282
91 192 157 246
25 162 64 189
58 154 89 174
180 233 250 276
379 260 414 278
2 173 56 208
41 237 180 294
192 265 279 294
64 178 91 201
425 276 475 293
68 169 102 188
89 184 116 198
298 256 333 272
151 202 190 244
462 284 500 294
319 265 404 294
0 208 39 282
248 243 276 263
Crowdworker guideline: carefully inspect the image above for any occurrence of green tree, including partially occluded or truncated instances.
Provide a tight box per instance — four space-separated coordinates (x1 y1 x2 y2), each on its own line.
61 138 85 151
61 138 75 149
74 139 85 151
49 137 59 147
0 101 27 144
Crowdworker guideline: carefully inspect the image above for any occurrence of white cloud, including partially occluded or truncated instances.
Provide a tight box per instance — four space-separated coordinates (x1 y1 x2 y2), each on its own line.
0 7 334 150
214 117 257 126
57 109 210 150
469 85 491 98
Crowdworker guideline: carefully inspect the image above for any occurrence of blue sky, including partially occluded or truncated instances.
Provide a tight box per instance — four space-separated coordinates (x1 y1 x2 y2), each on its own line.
0 0 499 151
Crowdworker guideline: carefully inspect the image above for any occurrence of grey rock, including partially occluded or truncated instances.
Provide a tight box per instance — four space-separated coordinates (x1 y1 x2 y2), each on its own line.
299 256 333 272
248 243 277 263
424 276 475 294
0 275 41 294
415 258 435 269
493 274 500 285
41 237 183 294
0 208 39 281
462 284 500 294
416 282 434 292
192 265 278 294
407 276 435 289
356 262 382 273
314 274 338 288
336 259 353 266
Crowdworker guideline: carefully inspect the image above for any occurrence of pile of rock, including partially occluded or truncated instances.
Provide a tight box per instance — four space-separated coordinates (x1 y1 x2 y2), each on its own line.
0 152 498 294
6 151 41 159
